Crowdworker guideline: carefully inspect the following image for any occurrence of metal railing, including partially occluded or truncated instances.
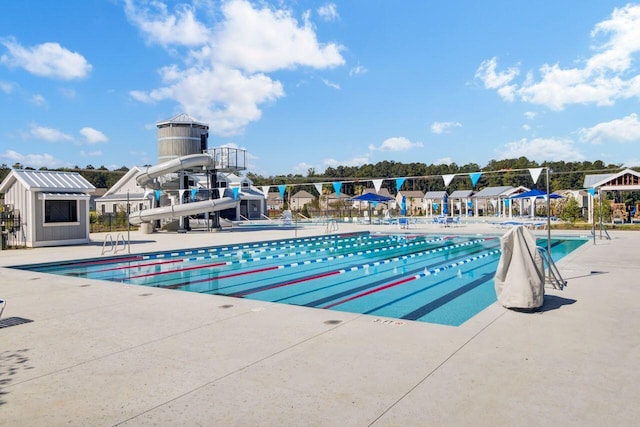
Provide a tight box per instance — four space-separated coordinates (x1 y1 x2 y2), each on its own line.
537 246 566 290
324 219 338 234
102 233 128 255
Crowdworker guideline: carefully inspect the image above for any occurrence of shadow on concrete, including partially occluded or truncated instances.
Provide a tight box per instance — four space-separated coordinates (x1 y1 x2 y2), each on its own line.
0 348 32 406
86 239 157 247
540 295 577 312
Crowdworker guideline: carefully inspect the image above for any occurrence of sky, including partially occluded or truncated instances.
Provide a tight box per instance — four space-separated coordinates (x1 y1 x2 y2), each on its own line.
1 0 640 177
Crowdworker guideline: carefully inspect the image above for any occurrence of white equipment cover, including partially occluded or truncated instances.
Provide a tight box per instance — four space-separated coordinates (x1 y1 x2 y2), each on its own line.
494 225 545 309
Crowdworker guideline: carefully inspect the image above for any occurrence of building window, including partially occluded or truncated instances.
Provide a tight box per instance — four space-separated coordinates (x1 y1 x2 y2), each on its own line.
44 200 78 223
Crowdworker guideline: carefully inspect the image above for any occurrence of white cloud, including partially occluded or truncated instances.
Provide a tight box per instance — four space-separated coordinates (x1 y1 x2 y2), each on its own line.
369 137 424 152
496 137 585 162
292 162 315 174
128 0 345 136
578 113 640 144
0 150 65 168
59 88 77 98
477 4 640 109
323 156 369 168
0 37 92 80
524 111 537 120
212 0 345 73
124 0 210 47
434 157 452 165
30 94 46 107
475 57 519 89
80 127 109 144
349 64 368 76
431 121 462 134
80 150 103 157
317 3 339 22
322 78 340 89
0 80 14 93
132 65 284 135
522 124 531 131
29 124 74 142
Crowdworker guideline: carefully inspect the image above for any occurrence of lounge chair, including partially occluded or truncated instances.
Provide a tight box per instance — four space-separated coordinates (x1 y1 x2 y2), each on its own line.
0 299 5 319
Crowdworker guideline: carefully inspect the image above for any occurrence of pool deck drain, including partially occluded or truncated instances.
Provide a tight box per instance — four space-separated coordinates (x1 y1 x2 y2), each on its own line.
1 221 639 425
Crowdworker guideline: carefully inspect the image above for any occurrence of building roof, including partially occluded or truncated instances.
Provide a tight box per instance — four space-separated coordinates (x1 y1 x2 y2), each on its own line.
0 169 96 194
156 113 208 128
363 188 393 197
472 186 514 198
291 190 314 199
449 190 474 198
423 191 448 199
584 168 640 189
398 190 425 199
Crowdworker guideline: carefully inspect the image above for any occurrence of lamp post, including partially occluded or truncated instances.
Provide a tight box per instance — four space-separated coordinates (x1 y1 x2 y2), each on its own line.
546 167 551 257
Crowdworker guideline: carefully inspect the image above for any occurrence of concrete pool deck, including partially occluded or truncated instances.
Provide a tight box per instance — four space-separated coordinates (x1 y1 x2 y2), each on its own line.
1 220 638 425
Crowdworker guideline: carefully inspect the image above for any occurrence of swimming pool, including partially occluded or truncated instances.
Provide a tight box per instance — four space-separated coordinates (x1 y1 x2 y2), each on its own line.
12 232 587 326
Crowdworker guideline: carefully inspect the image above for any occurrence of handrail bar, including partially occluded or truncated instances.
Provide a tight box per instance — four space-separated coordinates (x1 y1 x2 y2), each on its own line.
537 246 566 290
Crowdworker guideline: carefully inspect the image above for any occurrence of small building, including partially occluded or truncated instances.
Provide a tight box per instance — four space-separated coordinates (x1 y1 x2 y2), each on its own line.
0 169 95 247
423 191 449 216
290 190 314 210
448 189 474 216
266 192 284 211
584 168 640 223
471 186 523 217
396 190 425 215
95 167 152 216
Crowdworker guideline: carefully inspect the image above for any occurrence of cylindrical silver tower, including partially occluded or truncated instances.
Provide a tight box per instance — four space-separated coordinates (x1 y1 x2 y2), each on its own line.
156 113 209 164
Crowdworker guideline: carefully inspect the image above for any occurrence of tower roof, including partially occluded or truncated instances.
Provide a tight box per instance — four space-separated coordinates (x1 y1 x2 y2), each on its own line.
156 113 208 128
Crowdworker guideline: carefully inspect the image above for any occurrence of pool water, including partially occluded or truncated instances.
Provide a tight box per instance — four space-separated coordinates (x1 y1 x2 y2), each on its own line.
13 232 587 326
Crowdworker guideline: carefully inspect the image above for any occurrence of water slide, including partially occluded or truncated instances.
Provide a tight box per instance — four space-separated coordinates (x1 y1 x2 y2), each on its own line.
128 198 238 225
129 153 238 226
136 153 219 188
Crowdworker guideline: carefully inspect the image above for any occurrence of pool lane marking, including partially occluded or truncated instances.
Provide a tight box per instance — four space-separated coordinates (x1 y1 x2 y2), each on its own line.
97 233 398 275
401 272 496 321
124 236 446 281
142 236 452 287
320 248 501 310
86 234 403 275
299 243 500 308
224 239 490 297
363 257 498 316
142 232 371 260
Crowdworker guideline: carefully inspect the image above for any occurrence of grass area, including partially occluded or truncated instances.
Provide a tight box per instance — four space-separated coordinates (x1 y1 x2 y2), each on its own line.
551 222 640 231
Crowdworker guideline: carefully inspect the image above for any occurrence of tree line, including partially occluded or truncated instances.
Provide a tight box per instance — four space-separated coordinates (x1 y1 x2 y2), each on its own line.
247 157 630 196
1 157 634 194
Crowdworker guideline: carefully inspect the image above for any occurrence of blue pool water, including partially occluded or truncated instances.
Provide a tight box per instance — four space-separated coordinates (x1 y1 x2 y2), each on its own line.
13 232 587 326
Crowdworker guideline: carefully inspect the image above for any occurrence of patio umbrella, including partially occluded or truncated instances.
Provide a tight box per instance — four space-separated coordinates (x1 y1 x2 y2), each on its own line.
349 192 395 223
349 192 394 203
509 189 561 218
443 193 449 215
509 189 561 199
401 196 407 216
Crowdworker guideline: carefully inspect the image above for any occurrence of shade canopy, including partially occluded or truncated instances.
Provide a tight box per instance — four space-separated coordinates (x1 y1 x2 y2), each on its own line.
349 192 394 203
509 189 561 199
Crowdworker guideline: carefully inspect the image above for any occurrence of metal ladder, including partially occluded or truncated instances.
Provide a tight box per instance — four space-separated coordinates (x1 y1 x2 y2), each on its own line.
102 233 128 255
537 246 567 290
324 219 338 234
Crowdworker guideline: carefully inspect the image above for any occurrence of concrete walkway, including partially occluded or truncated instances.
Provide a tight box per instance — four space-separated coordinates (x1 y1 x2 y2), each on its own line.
1 221 638 426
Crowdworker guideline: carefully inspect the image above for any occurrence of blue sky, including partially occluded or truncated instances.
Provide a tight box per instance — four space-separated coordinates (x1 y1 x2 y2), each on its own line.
1 1 640 176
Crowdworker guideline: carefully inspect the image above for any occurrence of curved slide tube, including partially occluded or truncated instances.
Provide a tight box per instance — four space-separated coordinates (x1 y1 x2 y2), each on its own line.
136 153 218 188
128 197 238 225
